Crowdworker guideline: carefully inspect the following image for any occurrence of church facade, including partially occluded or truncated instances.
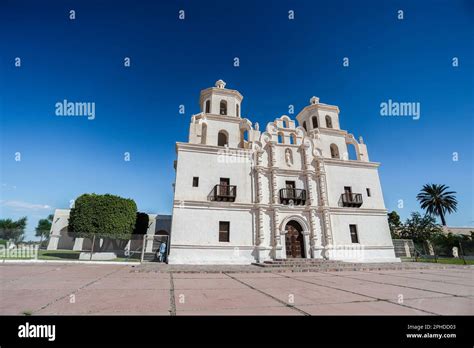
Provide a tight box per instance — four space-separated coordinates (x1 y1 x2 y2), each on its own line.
169 80 399 264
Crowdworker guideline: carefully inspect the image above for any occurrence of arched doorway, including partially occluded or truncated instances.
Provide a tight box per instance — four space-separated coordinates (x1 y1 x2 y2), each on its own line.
285 220 305 258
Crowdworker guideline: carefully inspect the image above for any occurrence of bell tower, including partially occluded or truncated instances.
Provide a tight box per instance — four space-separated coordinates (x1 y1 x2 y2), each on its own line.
199 79 243 117
296 96 341 132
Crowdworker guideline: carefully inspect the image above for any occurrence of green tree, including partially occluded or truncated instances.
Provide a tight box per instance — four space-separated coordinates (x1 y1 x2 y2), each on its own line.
416 184 458 226
388 211 402 239
35 214 53 237
133 212 149 235
69 194 137 251
0 217 27 243
35 214 54 246
399 212 442 243
430 232 464 256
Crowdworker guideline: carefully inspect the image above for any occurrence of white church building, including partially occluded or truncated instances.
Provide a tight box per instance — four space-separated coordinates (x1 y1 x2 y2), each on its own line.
169 80 399 264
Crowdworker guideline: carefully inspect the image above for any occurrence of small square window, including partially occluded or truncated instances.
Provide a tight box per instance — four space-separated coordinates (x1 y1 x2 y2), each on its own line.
366 188 371 197
219 221 230 242
192 177 199 187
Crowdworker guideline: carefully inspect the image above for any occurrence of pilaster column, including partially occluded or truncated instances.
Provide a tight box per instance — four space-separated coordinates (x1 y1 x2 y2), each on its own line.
255 167 263 204
316 158 333 246
309 209 318 243
257 207 264 245
273 208 281 247
273 208 284 259
269 142 279 204
302 143 315 206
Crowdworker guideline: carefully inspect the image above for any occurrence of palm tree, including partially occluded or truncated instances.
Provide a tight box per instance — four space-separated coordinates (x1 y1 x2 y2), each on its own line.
416 184 458 226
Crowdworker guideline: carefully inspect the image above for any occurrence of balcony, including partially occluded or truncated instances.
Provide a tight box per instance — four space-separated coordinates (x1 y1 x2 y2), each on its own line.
213 185 237 202
279 188 306 205
340 193 363 207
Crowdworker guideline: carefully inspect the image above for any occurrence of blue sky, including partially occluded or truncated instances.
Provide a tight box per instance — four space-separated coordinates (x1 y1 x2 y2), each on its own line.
1 0 473 240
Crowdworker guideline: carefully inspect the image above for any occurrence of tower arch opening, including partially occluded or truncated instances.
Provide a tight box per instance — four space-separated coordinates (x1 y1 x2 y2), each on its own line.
217 130 228 147
330 143 340 159
325 115 333 128
220 100 228 115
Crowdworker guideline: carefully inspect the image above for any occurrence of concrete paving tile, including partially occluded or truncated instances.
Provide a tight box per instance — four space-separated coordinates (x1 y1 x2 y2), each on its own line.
172 273 228 279
256 285 372 306
415 270 474 280
289 275 368 288
280 271 336 278
236 276 338 289
1 264 472 315
401 296 474 315
230 272 285 279
319 282 447 301
387 268 472 276
0 265 57 279
296 300 429 315
0 289 71 314
378 272 474 286
330 273 474 296
107 268 170 279
173 278 248 290
37 289 170 315
173 288 282 311
87 276 170 290
49 265 124 278
2 277 93 291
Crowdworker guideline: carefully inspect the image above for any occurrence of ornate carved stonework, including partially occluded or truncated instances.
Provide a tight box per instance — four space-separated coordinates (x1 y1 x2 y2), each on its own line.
273 209 281 247
257 207 264 245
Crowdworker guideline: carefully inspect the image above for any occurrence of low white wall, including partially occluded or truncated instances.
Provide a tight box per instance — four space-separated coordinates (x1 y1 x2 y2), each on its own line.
168 246 256 264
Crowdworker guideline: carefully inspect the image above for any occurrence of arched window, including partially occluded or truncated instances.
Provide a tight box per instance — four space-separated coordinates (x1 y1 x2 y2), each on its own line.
325 115 333 128
283 119 289 128
277 132 284 144
330 144 339 159
205 100 210 113
289 134 296 145
303 121 307 131
218 131 228 146
347 143 359 160
236 104 240 117
312 116 318 128
220 100 227 115
240 129 249 148
201 124 207 145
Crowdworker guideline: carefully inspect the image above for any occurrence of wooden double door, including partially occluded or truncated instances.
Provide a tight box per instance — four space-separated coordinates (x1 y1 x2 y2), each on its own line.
285 221 305 258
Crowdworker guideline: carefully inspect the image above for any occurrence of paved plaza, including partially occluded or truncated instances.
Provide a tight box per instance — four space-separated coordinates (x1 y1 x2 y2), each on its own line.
1 263 473 315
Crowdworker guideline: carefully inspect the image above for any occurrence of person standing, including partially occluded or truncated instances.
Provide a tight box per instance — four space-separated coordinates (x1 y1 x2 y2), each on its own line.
158 241 167 263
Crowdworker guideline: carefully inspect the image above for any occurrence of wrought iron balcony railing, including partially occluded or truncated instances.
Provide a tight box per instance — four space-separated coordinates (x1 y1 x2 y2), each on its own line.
279 188 306 205
340 193 363 207
213 185 237 202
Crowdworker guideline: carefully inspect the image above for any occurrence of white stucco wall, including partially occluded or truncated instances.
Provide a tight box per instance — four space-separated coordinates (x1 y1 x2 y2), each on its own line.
330 213 392 246
170 207 254 246
169 206 255 264
174 146 253 204
324 164 386 209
